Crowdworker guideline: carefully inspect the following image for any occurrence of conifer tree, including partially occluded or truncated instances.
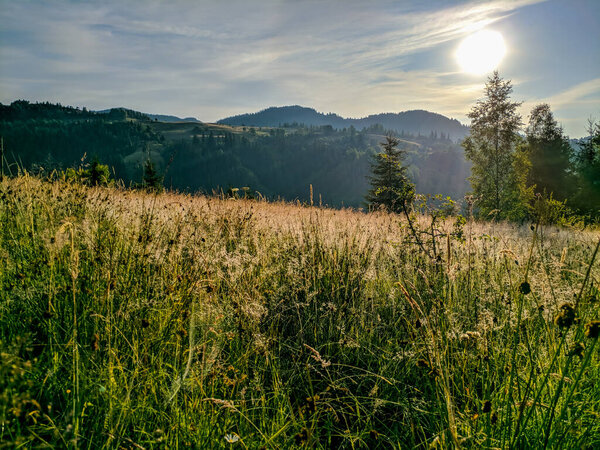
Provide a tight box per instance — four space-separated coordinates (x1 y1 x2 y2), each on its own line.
142 159 163 192
462 71 531 220
366 134 414 213
525 104 573 200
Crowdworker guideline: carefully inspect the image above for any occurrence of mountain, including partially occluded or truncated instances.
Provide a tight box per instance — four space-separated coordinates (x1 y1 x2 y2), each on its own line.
218 106 469 140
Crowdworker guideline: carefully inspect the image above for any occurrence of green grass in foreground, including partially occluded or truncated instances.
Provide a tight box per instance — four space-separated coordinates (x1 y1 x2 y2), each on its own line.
0 175 599 448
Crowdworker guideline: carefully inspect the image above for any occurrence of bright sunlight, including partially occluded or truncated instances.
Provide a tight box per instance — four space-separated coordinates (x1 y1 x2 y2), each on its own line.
456 29 506 75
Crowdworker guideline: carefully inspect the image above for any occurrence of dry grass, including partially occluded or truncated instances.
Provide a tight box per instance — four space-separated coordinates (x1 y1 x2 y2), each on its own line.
1 175 599 448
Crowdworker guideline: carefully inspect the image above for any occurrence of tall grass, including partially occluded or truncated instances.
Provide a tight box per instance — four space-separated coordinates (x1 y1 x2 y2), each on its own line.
0 175 599 448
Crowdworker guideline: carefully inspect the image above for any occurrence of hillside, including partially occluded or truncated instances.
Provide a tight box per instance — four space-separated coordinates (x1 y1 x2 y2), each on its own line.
0 101 471 205
1 176 599 447
218 105 470 141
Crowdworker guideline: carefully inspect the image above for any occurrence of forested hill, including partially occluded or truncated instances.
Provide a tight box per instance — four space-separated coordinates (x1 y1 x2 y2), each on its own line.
218 106 470 141
0 100 471 206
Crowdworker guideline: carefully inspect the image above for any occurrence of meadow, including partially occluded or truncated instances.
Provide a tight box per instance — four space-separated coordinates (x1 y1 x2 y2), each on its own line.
1 175 599 448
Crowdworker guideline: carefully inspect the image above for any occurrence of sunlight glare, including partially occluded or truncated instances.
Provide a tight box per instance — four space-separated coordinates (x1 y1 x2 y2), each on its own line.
456 29 506 75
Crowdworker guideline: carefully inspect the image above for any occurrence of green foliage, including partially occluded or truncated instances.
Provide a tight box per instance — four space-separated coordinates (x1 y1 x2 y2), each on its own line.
365 135 415 213
532 193 584 228
83 158 111 186
463 72 531 221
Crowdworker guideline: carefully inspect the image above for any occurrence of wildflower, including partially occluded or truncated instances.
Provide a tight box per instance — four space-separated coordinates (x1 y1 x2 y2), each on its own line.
554 303 576 328
224 434 239 444
585 320 600 339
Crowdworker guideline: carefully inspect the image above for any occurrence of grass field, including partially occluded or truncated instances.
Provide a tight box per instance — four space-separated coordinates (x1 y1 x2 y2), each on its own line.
1 175 599 448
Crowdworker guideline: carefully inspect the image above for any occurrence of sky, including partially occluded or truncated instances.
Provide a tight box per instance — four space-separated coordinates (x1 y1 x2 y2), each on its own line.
0 0 598 137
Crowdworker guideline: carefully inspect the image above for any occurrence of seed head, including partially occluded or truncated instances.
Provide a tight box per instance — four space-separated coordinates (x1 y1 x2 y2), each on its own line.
554 303 576 328
519 281 531 295
585 320 600 339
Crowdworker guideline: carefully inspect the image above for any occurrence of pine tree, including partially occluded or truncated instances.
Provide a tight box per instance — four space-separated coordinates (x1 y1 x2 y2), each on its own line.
462 71 530 220
366 134 414 213
142 159 163 192
525 104 573 200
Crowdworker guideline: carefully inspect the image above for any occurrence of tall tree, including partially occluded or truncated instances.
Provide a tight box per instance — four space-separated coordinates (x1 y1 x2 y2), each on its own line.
462 71 529 220
574 119 600 217
525 104 573 200
366 134 414 213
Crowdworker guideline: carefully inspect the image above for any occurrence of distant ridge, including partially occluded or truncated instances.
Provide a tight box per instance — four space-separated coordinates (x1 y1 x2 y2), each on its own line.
218 105 469 140
145 113 201 123
96 109 200 123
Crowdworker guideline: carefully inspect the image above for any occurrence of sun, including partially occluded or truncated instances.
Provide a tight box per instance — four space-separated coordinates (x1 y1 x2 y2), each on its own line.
456 29 506 75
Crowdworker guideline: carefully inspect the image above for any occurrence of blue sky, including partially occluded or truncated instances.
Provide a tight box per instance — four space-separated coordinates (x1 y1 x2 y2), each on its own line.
0 0 598 136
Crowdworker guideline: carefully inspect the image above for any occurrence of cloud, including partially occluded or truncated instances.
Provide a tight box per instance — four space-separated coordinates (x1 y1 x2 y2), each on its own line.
543 78 600 109
0 0 549 124
517 78 600 136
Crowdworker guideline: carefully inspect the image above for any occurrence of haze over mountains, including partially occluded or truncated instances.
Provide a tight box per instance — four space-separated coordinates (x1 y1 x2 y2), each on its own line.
97 105 470 140
218 106 470 141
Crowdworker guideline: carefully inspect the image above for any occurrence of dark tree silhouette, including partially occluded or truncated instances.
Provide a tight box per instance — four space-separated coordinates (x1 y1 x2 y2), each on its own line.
366 134 414 213
142 159 163 192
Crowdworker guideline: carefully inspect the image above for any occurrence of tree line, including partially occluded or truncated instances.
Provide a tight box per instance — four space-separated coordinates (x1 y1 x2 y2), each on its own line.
367 71 599 224
0 101 470 207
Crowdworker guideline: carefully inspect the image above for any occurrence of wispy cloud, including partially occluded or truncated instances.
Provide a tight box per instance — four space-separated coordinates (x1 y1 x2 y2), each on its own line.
5 0 597 136
543 78 600 109
519 78 600 136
